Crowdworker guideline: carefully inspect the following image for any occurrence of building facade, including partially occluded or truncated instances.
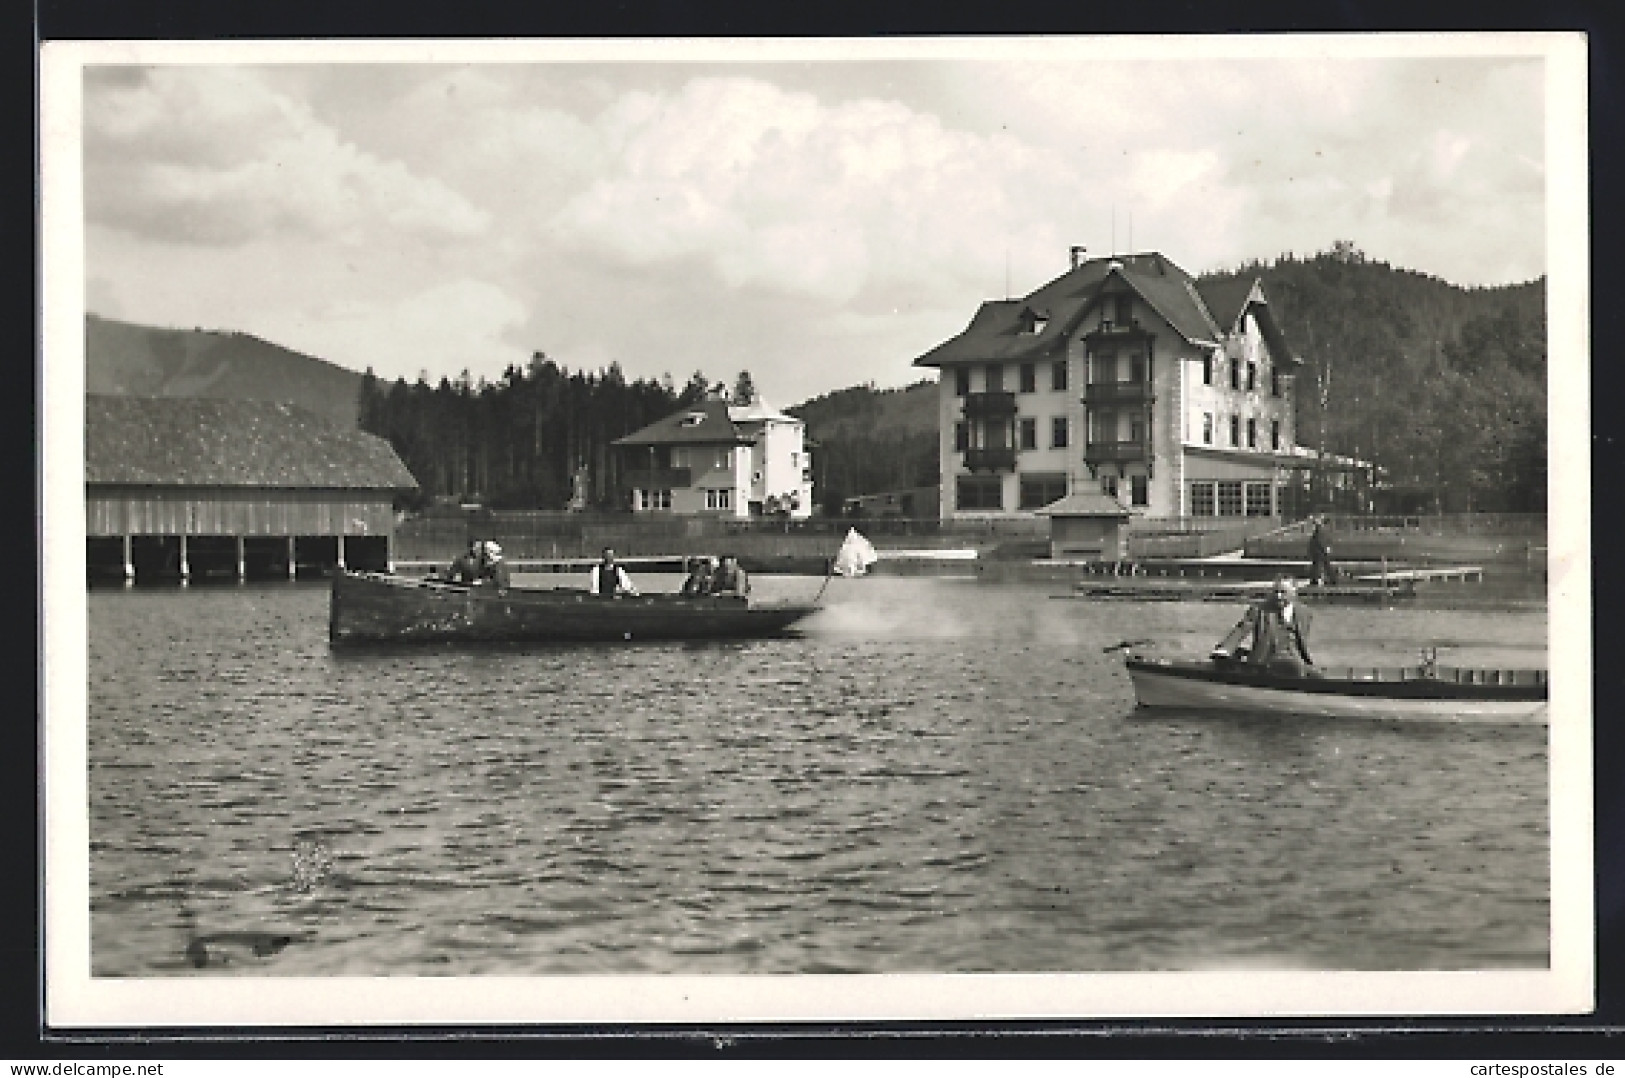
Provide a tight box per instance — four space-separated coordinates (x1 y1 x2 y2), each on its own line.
615 395 814 519
912 250 1303 522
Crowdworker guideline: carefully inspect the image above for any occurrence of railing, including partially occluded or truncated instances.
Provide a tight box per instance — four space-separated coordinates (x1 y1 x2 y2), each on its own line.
1320 513 1547 537
1081 382 1148 404
961 391 1018 419
963 447 1018 472
1084 440 1147 463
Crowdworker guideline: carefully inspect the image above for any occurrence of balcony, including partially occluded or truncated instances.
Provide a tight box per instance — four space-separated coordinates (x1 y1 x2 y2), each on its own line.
1081 381 1149 404
962 391 1018 419
623 467 692 490
963 447 1017 473
1084 441 1147 464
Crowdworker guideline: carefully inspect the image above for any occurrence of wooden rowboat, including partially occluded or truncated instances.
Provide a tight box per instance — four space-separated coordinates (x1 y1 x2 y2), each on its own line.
1124 655 1549 723
329 570 818 644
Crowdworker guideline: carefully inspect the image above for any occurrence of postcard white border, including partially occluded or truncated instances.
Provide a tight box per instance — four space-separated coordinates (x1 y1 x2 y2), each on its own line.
40 31 1593 1027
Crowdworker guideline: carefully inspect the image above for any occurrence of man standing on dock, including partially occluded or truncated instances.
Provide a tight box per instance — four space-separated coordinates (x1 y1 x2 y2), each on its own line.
1212 576 1315 676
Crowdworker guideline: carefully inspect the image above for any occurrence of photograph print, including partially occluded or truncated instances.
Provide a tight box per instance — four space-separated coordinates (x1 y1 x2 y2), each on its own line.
40 33 1591 1026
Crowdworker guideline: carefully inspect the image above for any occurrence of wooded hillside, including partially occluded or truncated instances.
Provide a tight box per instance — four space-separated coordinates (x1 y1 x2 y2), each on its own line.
1214 243 1545 512
85 314 363 430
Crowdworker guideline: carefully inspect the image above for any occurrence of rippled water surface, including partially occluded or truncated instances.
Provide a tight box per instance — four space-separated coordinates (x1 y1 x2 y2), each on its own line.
86 575 1550 975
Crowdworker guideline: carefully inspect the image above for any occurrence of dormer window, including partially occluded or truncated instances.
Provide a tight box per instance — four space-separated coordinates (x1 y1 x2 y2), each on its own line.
1021 308 1048 335
1114 294 1133 325
680 411 706 427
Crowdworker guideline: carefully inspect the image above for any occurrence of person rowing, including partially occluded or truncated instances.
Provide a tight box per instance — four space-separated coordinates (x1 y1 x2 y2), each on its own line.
1210 575 1316 677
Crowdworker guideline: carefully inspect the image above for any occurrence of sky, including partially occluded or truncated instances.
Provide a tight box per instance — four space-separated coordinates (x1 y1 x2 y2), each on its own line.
75 38 1552 407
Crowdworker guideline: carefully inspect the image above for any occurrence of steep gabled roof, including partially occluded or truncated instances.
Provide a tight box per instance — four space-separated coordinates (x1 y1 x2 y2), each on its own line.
1194 276 1300 366
613 398 754 447
914 252 1256 368
85 395 419 489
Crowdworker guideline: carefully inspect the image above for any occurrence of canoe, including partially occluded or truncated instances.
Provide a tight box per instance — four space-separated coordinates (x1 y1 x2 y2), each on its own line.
329 570 819 644
1123 655 1548 722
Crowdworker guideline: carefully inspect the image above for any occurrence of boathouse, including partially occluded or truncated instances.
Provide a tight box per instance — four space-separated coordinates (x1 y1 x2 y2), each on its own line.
1034 491 1132 561
86 395 419 582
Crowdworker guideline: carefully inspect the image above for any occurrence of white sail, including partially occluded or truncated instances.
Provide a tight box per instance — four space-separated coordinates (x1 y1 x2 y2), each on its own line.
831 528 879 577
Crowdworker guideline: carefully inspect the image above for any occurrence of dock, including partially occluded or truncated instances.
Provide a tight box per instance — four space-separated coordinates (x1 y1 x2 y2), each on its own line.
1066 578 1418 603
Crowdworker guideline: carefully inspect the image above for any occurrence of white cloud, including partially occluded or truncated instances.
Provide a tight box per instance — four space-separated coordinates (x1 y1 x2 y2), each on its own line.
551 77 1079 305
85 66 490 246
257 278 530 384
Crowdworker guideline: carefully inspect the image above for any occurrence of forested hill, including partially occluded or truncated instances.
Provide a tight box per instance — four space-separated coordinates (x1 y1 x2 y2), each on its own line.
85 314 364 430
786 381 939 510
1205 244 1545 512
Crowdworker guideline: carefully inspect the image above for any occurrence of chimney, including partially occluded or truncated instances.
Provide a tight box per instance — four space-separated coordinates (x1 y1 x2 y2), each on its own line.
1069 245 1087 270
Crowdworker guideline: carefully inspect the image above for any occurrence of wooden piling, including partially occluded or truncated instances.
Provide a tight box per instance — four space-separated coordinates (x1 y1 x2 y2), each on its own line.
178 534 190 585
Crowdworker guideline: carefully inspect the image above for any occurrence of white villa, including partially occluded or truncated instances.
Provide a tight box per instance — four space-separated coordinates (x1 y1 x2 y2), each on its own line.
912 249 1305 522
615 392 814 518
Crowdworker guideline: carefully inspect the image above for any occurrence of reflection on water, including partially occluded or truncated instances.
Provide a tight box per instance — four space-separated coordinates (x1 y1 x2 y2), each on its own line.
85 576 1550 975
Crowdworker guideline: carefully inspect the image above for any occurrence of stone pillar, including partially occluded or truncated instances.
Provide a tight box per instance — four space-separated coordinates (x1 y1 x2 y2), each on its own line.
122 534 134 585
288 536 297 581
236 536 246 583
178 534 190 584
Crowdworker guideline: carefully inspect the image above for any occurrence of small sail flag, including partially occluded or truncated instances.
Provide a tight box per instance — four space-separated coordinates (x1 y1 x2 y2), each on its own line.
831 528 879 577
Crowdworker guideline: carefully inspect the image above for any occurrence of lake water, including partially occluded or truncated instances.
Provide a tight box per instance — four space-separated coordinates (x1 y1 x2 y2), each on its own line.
85 574 1551 976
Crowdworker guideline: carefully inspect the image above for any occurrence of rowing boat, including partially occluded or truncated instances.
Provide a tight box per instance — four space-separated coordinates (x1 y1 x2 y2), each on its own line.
1123 655 1548 722
329 570 819 644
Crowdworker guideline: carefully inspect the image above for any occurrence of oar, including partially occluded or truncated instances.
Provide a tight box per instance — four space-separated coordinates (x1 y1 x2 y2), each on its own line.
1101 638 1153 653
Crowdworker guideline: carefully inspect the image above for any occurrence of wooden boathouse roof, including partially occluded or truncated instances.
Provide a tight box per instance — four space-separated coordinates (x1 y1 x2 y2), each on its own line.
86 395 419 490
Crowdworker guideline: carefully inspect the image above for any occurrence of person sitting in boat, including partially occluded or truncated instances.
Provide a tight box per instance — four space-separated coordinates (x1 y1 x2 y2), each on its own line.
588 547 639 598
1211 575 1315 676
443 540 484 585
709 553 750 598
680 556 718 596
475 541 510 590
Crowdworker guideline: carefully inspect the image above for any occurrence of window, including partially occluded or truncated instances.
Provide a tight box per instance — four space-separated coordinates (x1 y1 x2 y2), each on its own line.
1130 474 1148 506
1271 419 1281 450
639 489 671 511
1019 363 1036 393
1229 414 1240 446
1051 360 1068 391
1129 417 1144 444
1247 417 1257 448
954 367 970 397
956 475 1003 510
1019 473 1068 510
790 451 799 468
1246 362 1257 392
1245 482 1273 517
1114 294 1132 325
1270 367 1282 397
1019 417 1037 450
1101 475 1119 497
1030 315 1048 334
1202 412 1214 445
705 488 732 511
1217 480 1243 516
1093 348 1115 383
1202 355 1214 385
1230 358 1241 390
1189 481 1216 517
1052 416 1069 449
1128 352 1145 384
954 422 969 452
714 449 732 470
986 364 1004 392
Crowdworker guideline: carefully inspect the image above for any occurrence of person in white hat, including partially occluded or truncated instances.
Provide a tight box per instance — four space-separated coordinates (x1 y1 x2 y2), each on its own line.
476 541 510 590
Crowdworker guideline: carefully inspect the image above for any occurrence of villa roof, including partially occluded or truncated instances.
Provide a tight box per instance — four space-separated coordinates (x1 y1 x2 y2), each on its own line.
85 395 419 489
912 252 1298 368
613 398 755 447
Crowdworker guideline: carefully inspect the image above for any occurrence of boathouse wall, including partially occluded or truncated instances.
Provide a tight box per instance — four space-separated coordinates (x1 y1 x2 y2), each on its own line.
86 488 396 537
